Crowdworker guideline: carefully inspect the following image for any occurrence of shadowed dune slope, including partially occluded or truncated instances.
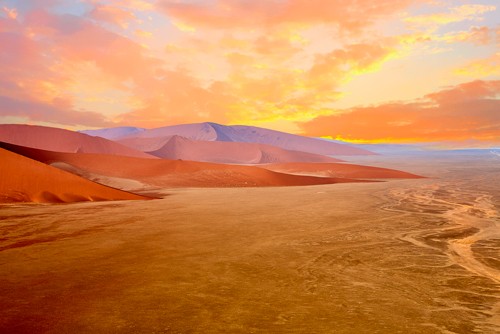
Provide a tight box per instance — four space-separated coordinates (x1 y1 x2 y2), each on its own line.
79 126 145 140
117 136 172 152
116 122 375 156
263 162 424 179
0 148 150 203
0 124 156 159
0 142 365 188
147 136 343 164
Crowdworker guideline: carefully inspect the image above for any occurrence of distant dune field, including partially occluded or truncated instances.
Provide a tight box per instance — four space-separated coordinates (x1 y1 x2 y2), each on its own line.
84 122 375 156
146 135 343 164
0 142 364 190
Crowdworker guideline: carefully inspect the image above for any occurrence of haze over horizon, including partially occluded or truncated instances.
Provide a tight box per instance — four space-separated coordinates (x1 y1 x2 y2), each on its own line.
0 0 499 147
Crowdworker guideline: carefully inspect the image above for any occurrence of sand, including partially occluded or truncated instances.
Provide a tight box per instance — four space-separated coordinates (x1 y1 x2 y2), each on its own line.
0 148 150 203
262 162 424 179
147 135 343 164
0 153 498 333
116 122 375 156
118 136 174 151
0 142 368 189
0 124 155 159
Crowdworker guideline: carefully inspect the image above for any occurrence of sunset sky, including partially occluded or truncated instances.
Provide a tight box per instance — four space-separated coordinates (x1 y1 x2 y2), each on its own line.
0 0 499 145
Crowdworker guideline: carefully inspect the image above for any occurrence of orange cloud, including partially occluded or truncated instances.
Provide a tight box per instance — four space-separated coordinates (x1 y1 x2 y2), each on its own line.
134 29 153 38
111 0 153 11
171 20 196 32
0 95 112 127
89 4 136 29
158 0 415 32
440 26 492 45
301 80 500 143
2 7 17 20
116 71 235 127
455 53 500 77
0 7 160 127
218 40 399 126
308 42 397 85
2 0 497 137
405 4 496 27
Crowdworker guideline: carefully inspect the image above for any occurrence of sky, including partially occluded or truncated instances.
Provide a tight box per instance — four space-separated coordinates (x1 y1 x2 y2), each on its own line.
0 0 499 146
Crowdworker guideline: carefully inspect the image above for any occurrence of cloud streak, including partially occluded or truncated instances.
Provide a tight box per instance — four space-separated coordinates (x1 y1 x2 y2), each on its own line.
301 80 500 143
0 95 113 127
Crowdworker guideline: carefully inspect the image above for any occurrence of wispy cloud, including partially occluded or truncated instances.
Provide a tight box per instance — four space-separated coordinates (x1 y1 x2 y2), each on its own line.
405 4 496 27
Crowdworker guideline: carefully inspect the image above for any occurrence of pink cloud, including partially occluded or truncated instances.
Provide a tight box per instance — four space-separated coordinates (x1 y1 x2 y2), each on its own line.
158 0 416 32
2 7 18 20
0 7 161 127
117 71 235 127
89 4 136 29
0 95 112 127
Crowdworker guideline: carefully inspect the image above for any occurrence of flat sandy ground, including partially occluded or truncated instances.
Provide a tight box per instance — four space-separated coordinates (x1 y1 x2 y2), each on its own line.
0 154 499 333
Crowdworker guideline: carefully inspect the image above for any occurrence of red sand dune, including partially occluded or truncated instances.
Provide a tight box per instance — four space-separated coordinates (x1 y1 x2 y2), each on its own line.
0 124 155 159
146 135 342 164
116 122 375 156
0 142 364 188
0 148 150 203
262 162 423 179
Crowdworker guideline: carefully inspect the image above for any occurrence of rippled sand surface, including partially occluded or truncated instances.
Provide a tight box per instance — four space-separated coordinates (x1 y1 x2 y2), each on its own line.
0 153 499 333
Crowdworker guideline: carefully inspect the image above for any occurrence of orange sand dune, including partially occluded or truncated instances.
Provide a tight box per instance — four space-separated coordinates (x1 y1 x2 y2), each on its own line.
118 136 172 152
0 148 150 203
147 135 342 164
0 142 364 188
0 124 156 159
262 162 423 179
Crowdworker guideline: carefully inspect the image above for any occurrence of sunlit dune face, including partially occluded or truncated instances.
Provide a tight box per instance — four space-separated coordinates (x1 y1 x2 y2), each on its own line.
0 0 498 145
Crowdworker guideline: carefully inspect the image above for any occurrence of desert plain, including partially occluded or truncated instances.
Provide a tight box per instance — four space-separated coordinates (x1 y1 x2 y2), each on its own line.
1 152 499 333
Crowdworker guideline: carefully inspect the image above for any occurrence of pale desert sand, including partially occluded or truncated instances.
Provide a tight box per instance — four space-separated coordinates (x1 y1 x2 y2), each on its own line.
0 154 498 333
